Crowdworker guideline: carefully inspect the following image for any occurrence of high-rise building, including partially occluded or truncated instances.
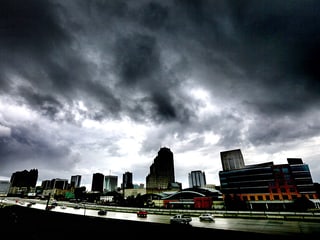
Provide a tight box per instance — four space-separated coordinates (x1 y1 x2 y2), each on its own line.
146 147 175 193
104 175 118 192
220 149 245 171
122 171 133 189
41 178 69 190
0 180 10 196
41 180 51 190
70 175 81 188
8 169 38 197
91 173 104 192
188 170 206 188
51 178 68 190
219 149 319 210
10 169 38 188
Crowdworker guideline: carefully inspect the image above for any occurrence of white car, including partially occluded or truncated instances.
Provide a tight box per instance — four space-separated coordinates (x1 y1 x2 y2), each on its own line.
199 213 215 222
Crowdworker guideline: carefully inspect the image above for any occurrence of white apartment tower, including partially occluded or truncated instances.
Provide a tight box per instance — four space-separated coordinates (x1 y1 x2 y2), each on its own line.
188 170 206 188
220 149 245 171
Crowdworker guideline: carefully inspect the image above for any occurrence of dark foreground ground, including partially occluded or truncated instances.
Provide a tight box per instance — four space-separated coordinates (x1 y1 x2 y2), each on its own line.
0 205 317 240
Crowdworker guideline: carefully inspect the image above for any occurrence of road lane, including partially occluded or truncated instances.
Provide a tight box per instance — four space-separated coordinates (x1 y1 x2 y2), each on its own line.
25 201 320 236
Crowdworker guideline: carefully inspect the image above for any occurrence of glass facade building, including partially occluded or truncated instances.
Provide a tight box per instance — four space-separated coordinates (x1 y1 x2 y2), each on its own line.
219 151 318 210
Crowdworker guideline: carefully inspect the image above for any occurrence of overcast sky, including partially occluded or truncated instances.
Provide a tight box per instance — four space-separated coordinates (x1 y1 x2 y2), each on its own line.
1 0 320 190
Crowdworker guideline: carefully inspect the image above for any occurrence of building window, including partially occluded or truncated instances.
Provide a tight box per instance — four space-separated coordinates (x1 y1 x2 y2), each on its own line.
282 168 289 173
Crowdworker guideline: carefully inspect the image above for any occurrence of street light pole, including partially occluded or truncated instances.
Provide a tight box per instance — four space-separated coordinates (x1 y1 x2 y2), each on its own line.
45 193 51 210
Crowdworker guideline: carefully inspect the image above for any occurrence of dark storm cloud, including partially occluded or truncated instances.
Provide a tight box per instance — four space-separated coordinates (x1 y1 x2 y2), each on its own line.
115 34 160 86
0 0 80 114
234 1 320 109
0 0 68 53
138 1 169 30
166 0 320 114
0 124 73 176
0 0 122 121
18 86 63 120
2 0 320 122
113 30 195 123
154 0 320 148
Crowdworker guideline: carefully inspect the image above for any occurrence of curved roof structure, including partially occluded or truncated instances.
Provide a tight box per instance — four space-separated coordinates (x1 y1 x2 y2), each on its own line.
162 190 205 200
182 187 222 196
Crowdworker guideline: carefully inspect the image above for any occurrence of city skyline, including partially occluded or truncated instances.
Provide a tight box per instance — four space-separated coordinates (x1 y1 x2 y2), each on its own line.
1 1 320 189
3 147 319 192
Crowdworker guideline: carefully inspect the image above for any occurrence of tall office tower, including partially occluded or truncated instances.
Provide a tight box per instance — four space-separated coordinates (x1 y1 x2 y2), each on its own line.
10 169 38 187
146 147 175 193
91 173 104 192
220 149 245 171
188 170 206 188
122 171 133 189
51 178 68 190
41 180 51 190
0 180 10 196
70 175 81 188
104 175 118 192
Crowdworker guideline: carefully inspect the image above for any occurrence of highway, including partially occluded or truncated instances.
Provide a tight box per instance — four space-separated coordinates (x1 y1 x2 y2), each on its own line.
6 198 320 237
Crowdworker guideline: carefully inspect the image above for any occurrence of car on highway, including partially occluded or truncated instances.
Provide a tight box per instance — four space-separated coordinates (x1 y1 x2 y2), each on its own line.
73 204 81 209
199 213 215 222
170 214 192 224
137 209 148 217
98 209 107 216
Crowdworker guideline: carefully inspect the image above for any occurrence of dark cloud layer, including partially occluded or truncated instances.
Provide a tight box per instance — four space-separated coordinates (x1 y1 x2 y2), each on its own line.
1 0 320 186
